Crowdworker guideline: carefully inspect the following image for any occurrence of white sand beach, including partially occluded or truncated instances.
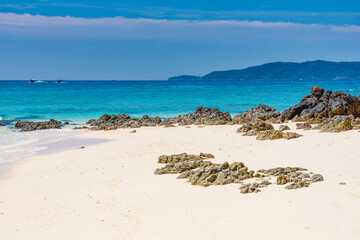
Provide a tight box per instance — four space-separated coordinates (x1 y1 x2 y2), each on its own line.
0 123 359 240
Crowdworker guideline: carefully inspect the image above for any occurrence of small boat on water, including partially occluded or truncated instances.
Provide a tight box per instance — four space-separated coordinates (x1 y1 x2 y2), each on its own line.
29 78 36 83
56 79 63 83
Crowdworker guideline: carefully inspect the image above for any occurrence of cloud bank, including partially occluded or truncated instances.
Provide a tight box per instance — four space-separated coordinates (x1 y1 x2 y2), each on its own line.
0 13 359 40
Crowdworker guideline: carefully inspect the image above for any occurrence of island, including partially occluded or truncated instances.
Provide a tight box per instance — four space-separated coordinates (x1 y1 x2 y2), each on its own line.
168 60 360 81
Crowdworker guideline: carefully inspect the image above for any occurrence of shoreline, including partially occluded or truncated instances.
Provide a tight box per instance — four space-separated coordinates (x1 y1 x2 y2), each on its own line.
0 123 359 239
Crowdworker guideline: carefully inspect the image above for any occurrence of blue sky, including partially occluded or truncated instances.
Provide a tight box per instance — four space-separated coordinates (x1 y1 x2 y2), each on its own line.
0 0 359 80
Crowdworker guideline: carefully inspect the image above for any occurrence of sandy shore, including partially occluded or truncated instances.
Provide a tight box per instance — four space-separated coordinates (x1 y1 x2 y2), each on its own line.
0 123 359 240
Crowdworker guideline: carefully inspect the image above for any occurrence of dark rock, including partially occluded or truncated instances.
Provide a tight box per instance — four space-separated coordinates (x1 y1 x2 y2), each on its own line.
233 104 280 123
129 130 136 133
161 107 232 125
0 122 5 126
236 121 274 134
15 119 62 131
311 86 325 97
319 115 352 132
87 114 162 130
63 121 70 125
296 122 312 130
282 87 360 121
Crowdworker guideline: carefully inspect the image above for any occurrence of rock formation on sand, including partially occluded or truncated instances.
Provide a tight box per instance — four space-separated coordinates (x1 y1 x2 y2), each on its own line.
256 130 302 140
318 115 352 132
161 107 232 125
281 86 360 121
87 114 161 130
155 153 323 194
15 119 63 131
232 104 280 123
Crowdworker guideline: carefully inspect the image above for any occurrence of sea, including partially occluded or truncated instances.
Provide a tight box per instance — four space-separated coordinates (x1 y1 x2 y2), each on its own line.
1 79 360 163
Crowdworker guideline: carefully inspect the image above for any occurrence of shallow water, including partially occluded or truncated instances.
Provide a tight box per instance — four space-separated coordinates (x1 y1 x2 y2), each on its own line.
1 79 360 162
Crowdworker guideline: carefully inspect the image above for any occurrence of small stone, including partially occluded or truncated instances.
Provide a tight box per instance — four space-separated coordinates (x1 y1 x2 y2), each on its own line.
339 182 346 185
199 153 215 158
283 132 302 140
279 125 290 131
310 174 324 182
129 130 136 133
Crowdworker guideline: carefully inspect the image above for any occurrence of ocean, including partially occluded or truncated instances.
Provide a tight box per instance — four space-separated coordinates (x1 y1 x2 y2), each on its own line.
1 79 360 162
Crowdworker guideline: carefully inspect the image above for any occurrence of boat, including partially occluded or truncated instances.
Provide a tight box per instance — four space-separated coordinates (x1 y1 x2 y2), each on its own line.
56 79 63 83
29 78 36 83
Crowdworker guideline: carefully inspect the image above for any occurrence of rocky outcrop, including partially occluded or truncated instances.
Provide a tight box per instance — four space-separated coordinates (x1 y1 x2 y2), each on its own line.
236 121 274 135
0 122 5 126
232 104 280 123
319 115 352 132
15 119 63 131
281 86 360 121
256 130 302 140
161 107 232 125
155 153 323 193
87 114 161 130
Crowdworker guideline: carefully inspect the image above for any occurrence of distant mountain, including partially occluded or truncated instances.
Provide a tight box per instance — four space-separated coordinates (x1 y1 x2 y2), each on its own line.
168 60 360 81
168 75 201 81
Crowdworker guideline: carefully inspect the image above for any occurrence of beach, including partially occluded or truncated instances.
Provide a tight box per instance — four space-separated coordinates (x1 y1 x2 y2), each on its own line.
0 123 359 240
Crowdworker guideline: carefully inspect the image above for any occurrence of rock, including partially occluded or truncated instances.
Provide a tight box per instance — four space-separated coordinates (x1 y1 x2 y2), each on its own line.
155 153 324 192
161 107 232 126
282 87 360 121
256 130 283 140
352 118 360 129
15 119 62 131
200 153 215 158
232 104 280 123
296 122 312 130
163 124 176 128
279 125 290 131
0 122 5 126
310 174 324 182
311 86 325 97
87 114 162 130
158 153 206 164
283 132 302 140
129 130 136 133
236 121 274 134
73 126 89 130
63 121 70 125
319 115 352 132
339 182 346 185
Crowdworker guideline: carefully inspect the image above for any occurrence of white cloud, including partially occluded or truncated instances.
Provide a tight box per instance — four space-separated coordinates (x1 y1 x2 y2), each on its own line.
0 13 358 40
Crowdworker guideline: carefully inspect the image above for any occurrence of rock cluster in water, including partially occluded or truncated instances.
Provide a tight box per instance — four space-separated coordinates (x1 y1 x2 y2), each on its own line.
154 153 324 193
281 86 360 121
161 107 232 125
82 86 359 132
87 114 161 130
15 119 63 131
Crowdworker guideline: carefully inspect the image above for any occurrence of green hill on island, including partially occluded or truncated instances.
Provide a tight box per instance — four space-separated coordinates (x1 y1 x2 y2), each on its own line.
168 60 360 81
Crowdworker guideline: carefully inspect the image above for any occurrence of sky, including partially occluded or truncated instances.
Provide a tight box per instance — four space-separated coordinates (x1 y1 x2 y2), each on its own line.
0 0 359 80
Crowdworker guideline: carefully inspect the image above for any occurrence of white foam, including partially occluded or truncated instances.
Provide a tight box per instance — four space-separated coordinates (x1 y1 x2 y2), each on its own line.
0 126 80 163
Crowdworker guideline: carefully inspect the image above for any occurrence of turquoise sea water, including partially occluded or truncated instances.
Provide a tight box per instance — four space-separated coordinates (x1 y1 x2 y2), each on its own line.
0 79 360 162
1 80 360 124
